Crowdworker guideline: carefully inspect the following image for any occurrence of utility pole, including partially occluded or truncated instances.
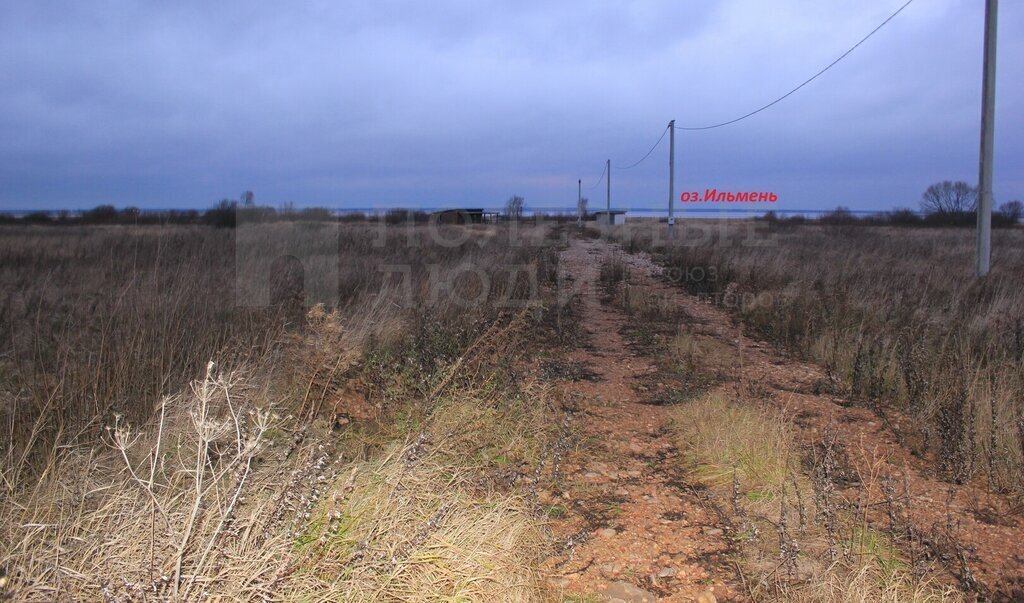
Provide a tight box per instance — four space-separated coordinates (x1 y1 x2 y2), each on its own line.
976 0 998 277
668 120 675 241
577 178 582 227
606 159 611 214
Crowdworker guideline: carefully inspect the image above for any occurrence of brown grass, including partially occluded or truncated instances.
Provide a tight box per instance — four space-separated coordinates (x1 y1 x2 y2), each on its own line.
0 221 563 601
614 223 1024 492
0 222 552 469
671 390 960 602
671 390 796 495
1 363 556 601
0 225 286 471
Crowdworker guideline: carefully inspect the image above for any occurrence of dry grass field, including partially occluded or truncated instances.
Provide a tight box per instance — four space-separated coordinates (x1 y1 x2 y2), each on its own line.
593 224 1024 599
2 219 1022 602
615 222 1024 494
0 221 565 601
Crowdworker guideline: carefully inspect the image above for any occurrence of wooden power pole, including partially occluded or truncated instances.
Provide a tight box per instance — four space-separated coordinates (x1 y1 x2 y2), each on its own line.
606 159 611 214
577 178 582 227
976 0 998 277
668 120 675 240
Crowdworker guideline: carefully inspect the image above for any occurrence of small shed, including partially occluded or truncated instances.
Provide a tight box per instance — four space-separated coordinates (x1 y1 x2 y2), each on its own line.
593 210 627 225
432 208 486 224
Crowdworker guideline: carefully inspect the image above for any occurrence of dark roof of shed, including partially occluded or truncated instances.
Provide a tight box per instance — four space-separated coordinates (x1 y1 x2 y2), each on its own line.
433 208 485 214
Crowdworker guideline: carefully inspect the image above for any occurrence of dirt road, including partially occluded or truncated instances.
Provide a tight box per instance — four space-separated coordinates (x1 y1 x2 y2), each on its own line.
542 238 737 602
541 236 1024 602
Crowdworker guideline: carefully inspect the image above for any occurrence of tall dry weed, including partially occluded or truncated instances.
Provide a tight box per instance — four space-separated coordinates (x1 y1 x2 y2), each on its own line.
623 223 1024 492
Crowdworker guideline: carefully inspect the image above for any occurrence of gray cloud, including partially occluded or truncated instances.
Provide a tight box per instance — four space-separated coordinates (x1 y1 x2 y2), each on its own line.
0 0 1021 211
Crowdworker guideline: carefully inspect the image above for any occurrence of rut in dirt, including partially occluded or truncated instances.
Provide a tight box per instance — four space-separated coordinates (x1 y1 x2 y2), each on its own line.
551 235 1024 602
539 238 738 603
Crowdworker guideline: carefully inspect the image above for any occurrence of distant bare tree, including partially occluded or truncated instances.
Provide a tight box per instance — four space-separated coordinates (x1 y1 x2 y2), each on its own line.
998 200 1023 222
504 195 525 221
240 191 255 207
920 181 977 214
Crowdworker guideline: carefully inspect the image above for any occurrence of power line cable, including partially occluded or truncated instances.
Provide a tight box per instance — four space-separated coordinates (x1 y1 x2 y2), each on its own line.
675 0 916 131
588 161 608 189
615 124 669 169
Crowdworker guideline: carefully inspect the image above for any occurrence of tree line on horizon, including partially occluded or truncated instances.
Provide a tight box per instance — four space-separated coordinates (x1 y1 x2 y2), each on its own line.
2 183 1020 228
764 180 1021 228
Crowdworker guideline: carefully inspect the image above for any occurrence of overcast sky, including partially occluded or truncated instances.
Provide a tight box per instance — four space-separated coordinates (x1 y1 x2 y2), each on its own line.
0 0 1021 212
